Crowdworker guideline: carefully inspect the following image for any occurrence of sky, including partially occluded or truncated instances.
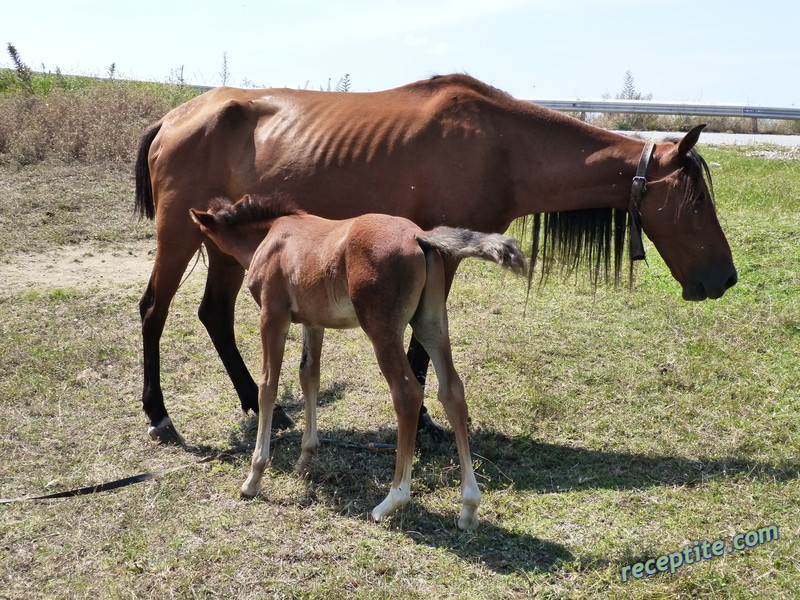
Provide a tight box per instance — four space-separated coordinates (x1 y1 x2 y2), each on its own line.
3 0 799 107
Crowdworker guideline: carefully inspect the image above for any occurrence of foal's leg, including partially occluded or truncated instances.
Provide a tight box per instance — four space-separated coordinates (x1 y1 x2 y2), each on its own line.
409 256 460 442
295 326 324 473
414 326 480 530
140 239 204 444
240 312 291 499
199 244 295 429
369 333 425 522
407 336 440 437
411 258 480 530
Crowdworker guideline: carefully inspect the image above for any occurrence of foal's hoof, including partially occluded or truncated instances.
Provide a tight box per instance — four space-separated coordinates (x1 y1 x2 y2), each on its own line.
148 417 186 445
458 506 480 531
240 478 261 499
293 453 313 474
271 404 296 430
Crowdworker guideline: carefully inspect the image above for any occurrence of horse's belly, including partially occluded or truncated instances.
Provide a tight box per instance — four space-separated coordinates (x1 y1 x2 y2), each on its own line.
290 293 359 329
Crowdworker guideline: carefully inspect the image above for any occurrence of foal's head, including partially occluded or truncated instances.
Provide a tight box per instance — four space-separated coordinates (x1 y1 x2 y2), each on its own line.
190 193 304 268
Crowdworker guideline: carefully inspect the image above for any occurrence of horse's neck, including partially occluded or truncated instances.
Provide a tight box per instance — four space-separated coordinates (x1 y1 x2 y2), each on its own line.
503 113 644 217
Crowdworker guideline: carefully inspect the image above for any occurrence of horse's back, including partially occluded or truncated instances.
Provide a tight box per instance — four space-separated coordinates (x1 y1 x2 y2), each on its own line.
145 77 517 230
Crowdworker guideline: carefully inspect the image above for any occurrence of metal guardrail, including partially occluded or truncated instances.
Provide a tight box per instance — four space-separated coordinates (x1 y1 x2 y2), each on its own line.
525 99 800 121
190 84 799 122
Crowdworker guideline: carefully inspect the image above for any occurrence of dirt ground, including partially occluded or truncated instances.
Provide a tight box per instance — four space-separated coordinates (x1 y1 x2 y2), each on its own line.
0 243 158 290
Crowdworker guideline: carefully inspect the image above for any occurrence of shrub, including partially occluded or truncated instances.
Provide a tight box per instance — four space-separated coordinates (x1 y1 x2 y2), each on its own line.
0 71 199 165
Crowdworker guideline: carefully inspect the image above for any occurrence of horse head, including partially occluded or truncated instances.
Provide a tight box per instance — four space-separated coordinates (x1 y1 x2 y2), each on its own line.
639 126 737 300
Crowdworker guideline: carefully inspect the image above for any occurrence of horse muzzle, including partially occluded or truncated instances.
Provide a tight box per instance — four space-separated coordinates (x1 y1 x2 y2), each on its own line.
682 267 738 301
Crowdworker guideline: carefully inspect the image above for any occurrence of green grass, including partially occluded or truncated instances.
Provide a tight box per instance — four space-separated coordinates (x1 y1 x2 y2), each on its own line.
0 145 798 599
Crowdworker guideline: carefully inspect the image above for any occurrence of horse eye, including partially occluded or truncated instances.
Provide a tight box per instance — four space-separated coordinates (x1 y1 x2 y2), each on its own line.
692 194 705 213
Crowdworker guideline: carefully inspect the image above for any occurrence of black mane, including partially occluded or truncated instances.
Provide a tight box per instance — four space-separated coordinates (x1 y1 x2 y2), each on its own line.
680 148 716 208
518 208 629 292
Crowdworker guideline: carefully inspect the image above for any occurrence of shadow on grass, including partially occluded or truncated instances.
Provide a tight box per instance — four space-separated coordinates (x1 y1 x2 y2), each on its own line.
466 430 799 493
399 511 573 574
194 419 799 493
181 421 797 575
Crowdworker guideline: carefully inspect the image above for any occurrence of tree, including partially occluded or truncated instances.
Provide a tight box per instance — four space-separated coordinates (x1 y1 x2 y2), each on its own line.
7 43 35 95
613 71 655 130
219 52 230 86
616 70 651 101
335 74 351 93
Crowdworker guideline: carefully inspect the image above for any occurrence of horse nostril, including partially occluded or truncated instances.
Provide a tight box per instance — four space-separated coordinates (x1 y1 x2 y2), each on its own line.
725 272 738 290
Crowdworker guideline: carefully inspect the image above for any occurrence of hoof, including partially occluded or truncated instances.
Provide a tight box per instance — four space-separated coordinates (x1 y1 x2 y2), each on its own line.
240 480 262 500
271 404 295 430
458 507 479 531
417 414 448 452
293 453 312 475
148 417 186 445
372 487 410 523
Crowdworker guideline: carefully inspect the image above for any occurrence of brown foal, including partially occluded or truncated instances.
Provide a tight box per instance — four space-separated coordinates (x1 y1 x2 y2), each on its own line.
190 194 526 529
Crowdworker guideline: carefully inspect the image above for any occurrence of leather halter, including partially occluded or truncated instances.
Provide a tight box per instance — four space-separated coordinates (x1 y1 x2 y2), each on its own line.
629 141 655 261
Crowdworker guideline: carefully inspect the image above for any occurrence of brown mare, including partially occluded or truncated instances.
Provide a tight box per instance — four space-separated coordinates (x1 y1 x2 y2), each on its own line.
135 74 737 444
189 194 526 529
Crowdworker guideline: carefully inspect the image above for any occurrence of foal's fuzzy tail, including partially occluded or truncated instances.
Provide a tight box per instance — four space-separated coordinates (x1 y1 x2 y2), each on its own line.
417 227 527 275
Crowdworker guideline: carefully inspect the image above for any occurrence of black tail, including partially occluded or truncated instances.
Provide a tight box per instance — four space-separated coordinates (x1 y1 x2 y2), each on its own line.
417 226 527 275
134 122 162 220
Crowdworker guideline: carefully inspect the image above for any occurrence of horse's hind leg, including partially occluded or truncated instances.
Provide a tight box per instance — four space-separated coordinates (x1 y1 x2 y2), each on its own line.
199 244 295 429
369 333 424 522
411 256 480 530
140 240 203 444
414 325 480 530
295 325 324 473
408 256 460 444
407 337 444 441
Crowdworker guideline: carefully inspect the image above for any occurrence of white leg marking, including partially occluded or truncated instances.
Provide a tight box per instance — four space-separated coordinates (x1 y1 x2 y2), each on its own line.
372 482 412 522
240 382 276 499
457 463 481 531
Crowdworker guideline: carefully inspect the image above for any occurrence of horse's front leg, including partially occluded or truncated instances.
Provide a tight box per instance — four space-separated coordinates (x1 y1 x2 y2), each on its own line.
199 245 295 430
240 311 290 499
295 326 324 473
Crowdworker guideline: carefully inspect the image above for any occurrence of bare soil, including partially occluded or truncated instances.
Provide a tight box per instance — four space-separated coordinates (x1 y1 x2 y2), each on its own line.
0 243 155 290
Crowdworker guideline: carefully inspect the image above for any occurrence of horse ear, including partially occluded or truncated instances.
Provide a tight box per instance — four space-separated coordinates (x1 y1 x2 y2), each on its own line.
677 124 706 156
189 208 215 229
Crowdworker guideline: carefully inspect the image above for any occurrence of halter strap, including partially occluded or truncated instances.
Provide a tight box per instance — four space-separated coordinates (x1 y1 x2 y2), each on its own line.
629 141 655 261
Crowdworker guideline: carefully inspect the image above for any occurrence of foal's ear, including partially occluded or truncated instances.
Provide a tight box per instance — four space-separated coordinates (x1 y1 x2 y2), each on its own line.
677 124 706 156
189 208 216 230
